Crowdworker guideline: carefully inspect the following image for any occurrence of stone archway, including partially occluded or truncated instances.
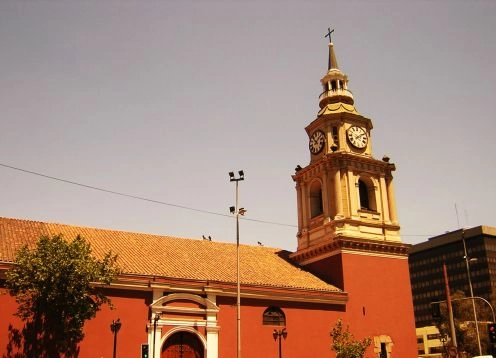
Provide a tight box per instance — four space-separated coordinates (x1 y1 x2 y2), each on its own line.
162 331 204 358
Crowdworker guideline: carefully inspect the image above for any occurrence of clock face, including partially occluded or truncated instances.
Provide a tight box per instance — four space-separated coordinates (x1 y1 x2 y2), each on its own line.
347 126 368 149
309 130 326 154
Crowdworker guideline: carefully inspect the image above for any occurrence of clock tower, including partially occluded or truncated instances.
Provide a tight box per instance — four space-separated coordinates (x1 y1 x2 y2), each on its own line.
292 38 403 258
289 35 416 357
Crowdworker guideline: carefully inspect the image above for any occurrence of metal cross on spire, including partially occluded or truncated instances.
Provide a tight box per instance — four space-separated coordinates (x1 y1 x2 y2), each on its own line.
324 27 334 43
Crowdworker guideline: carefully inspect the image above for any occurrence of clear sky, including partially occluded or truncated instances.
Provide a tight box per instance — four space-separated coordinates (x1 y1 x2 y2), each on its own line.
1 0 495 251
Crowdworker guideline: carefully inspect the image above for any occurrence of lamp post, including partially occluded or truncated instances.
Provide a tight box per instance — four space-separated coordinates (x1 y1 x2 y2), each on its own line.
462 230 482 356
229 170 245 358
273 328 288 358
110 318 122 358
152 314 160 358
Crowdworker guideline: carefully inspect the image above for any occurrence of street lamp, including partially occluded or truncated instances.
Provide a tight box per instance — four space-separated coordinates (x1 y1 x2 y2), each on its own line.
462 230 482 356
229 170 245 358
273 328 288 358
110 318 122 358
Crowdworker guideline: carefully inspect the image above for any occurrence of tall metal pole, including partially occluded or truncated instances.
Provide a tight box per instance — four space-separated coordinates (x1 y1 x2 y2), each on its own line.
462 230 482 356
443 263 457 348
229 170 244 358
236 179 241 358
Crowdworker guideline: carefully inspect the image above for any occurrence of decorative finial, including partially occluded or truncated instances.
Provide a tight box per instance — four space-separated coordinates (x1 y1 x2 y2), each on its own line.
324 27 334 44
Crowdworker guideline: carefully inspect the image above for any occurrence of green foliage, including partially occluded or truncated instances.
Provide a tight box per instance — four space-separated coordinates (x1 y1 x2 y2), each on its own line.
5 234 119 357
436 290 493 356
330 319 372 358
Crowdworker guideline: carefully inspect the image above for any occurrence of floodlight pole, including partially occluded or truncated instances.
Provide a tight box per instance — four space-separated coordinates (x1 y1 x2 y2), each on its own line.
229 170 245 358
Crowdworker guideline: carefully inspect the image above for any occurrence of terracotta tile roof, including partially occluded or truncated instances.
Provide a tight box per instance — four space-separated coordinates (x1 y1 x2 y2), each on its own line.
0 217 341 293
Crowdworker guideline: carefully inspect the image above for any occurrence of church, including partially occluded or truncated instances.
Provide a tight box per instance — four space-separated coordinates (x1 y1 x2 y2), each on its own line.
0 38 417 358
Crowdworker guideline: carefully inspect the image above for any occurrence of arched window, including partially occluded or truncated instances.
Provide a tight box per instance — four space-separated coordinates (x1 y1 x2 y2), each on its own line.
263 306 286 326
358 180 370 210
310 180 323 218
358 178 376 211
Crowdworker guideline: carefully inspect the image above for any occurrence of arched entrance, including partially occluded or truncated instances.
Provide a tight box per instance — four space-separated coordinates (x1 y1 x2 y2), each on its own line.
162 331 204 358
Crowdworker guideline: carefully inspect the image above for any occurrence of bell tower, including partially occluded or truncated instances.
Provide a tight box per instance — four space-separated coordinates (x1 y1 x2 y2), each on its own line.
291 33 405 265
288 32 417 356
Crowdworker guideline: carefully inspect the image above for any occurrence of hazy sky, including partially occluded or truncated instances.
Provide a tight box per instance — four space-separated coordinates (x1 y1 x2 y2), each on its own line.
1 0 495 251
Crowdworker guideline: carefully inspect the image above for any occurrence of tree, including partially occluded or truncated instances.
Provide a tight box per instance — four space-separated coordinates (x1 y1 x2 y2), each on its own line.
5 234 119 357
330 319 372 358
435 290 493 357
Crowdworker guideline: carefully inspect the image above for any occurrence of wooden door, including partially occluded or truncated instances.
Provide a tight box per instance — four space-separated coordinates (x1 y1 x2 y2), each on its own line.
162 331 204 358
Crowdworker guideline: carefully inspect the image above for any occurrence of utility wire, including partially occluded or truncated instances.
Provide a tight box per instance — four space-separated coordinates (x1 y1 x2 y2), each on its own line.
0 162 295 228
0 162 436 236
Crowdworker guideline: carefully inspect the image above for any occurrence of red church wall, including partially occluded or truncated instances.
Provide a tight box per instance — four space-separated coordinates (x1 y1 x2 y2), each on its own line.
216 296 346 358
81 289 151 357
0 287 151 357
296 251 418 356
2 261 417 358
340 252 418 357
305 254 344 289
0 287 24 355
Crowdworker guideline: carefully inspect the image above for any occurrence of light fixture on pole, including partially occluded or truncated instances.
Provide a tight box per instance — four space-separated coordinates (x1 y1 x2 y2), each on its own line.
110 318 122 358
273 328 288 358
462 230 482 356
229 170 245 358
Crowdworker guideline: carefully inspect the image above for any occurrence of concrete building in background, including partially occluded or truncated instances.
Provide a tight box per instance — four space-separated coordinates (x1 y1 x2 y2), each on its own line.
409 226 496 328
416 325 444 358
0 39 417 357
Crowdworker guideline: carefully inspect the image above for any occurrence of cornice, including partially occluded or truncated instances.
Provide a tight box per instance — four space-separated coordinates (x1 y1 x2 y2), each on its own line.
293 152 395 183
290 237 410 265
306 110 371 134
0 265 347 306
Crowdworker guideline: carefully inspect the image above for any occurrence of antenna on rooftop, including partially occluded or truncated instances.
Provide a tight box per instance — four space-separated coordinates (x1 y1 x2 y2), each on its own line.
454 203 460 229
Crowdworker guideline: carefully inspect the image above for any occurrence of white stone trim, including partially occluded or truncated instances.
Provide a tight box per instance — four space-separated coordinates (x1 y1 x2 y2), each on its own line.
148 291 220 358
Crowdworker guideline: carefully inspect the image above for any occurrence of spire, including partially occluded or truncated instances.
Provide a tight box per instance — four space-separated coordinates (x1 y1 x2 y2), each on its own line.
328 42 339 70
325 28 339 70
319 29 354 108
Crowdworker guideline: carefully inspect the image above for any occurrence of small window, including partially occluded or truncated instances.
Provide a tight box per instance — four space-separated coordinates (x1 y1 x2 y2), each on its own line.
263 306 286 326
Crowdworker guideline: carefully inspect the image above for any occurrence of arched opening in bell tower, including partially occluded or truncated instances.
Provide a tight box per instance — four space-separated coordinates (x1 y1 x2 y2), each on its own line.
310 180 324 217
358 178 376 212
